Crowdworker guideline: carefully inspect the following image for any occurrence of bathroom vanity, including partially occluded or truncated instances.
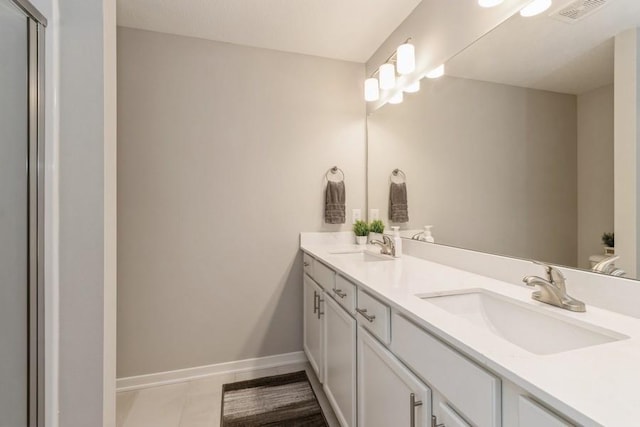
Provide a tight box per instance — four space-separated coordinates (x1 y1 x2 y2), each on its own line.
301 232 640 427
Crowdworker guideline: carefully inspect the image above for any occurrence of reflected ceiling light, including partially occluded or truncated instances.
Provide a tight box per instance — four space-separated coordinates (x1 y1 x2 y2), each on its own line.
404 80 421 93
396 42 416 75
478 0 504 7
520 0 552 17
426 64 445 79
388 92 404 104
364 78 380 102
379 63 396 90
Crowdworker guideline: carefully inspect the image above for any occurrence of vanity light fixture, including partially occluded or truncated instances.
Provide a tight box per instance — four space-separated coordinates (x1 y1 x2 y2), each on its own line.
364 37 416 102
364 77 380 102
388 91 404 104
426 64 445 79
404 80 421 93
520 0 552 17
379 63 396 90
478 0 504 7
397 42 416 75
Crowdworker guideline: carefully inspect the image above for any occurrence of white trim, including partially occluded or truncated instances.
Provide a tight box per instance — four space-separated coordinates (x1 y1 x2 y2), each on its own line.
116 351 308 392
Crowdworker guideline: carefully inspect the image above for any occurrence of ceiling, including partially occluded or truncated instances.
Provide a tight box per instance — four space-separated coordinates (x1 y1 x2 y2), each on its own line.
446 0 640 95
116 0 423 63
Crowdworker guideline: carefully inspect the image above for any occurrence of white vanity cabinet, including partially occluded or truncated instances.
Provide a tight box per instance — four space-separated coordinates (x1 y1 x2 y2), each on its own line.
301 249 579 427
358 327 432 427
303 273 325 382
324 294 357 427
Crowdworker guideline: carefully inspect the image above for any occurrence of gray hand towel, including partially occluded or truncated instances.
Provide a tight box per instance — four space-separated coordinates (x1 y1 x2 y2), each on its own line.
325 180 346 224
389 182 409 223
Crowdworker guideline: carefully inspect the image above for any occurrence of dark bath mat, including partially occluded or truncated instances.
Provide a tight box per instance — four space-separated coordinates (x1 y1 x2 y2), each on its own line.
221 370 329 427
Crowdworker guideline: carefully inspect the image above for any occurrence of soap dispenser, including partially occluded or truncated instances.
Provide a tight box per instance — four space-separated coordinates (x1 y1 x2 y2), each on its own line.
392 226 402 258
423 225 435 243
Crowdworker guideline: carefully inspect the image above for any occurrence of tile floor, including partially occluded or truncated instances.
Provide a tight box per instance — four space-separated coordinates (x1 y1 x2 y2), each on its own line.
116 362 340 427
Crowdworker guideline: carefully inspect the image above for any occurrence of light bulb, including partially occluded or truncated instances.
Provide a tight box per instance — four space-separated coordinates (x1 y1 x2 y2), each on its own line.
478 0 504 7
379 63 396 90
404 80 420 93
389 92 403 104
520 0 552 17
364 78 380 102
396 43 415 75
426 64 445 79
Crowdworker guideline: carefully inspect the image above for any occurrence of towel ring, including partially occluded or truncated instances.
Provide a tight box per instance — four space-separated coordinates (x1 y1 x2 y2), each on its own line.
326 166 345 182
391 168 406 183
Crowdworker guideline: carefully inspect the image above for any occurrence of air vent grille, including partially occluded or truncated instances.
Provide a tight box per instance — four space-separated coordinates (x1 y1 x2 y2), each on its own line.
551 0 610 23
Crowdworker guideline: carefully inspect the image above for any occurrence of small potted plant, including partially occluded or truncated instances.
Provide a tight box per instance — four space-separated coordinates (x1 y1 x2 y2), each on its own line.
369 220 385 243
602 232 615 255
353 220 369 245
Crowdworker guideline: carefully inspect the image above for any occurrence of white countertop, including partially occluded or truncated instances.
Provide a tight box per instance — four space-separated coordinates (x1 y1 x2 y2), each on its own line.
301 241 640 427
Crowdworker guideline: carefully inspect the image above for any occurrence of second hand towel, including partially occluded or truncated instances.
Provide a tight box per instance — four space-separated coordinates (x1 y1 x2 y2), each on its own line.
389 182 409 223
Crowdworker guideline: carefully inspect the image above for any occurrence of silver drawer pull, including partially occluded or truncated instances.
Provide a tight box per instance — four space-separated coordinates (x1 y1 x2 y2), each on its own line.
317 297 324 319
356 308 376 323
334 289 347 298
410 393 423 427
303 261 310 267
431 415 444 427
313 291 318 314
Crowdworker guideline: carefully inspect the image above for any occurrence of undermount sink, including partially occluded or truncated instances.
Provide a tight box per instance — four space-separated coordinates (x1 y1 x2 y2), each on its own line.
329 249 394 262
420 290 627 355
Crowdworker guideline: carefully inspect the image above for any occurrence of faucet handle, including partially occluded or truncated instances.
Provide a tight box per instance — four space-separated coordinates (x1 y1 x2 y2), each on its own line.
532 261 566 287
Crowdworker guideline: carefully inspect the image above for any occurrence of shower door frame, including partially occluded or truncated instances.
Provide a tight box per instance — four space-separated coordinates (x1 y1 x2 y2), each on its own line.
10 0 47 425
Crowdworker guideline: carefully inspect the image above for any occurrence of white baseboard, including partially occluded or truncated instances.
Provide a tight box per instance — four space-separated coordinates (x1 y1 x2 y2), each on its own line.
116 351 308 392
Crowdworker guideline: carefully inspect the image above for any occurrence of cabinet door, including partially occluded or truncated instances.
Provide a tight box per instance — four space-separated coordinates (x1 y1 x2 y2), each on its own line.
432 393 471 427
304 274 324 382
358 328 432 427
324 296 357 427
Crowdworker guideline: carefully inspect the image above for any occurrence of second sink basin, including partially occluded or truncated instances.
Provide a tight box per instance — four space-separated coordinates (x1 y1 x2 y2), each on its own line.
420 290 627 355
329 249 394 262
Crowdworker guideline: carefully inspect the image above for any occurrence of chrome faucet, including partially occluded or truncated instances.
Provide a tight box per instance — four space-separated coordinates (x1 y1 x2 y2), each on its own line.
522 262 586 312
592 256 626 277
371 235 395 257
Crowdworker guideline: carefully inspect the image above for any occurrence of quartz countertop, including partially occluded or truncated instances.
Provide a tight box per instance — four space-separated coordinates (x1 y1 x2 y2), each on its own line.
301 241 640 427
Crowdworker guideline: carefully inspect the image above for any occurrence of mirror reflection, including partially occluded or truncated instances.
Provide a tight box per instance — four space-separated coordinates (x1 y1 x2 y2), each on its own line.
367 0 640 279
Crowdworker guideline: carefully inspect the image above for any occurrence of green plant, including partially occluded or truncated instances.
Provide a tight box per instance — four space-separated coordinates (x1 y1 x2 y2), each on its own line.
353 220 369 237
369 220 385 234
602 232 615 248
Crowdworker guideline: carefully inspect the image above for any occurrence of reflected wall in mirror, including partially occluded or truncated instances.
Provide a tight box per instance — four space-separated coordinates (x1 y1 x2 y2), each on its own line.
367 0 640 279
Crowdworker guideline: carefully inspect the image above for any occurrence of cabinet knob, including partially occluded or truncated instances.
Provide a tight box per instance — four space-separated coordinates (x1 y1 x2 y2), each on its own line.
356 308 376 323
410 393 423 427
303 261 310 267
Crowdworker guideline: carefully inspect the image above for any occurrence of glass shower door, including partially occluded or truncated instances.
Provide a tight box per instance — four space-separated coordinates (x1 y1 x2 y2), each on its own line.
0 0 43 425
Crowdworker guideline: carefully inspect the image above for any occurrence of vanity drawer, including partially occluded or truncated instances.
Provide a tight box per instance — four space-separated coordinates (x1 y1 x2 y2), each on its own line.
518 396 573 427
332 275 356 313
356 290 390 344
313 260 335 290
303 253 314 277
391 313 501 427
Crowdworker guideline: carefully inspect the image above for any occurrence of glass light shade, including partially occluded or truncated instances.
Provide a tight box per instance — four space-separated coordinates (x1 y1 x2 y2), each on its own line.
478 0 504 7
404 80 420 93
426 64 445 79
364 78 380 102
379 63 396 90
388 91 403 104
520 0 552 17
396 43 416 75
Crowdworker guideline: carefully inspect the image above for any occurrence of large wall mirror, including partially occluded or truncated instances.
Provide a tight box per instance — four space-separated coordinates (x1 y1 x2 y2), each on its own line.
368 0 640 279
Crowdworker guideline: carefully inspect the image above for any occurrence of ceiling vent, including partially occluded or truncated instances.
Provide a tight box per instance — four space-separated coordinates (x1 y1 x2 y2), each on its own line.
550 0 611 23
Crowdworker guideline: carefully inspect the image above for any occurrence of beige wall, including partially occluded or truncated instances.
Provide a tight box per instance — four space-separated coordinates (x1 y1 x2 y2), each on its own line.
368 76 578 267
577 85 614 269
117 28 366 377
